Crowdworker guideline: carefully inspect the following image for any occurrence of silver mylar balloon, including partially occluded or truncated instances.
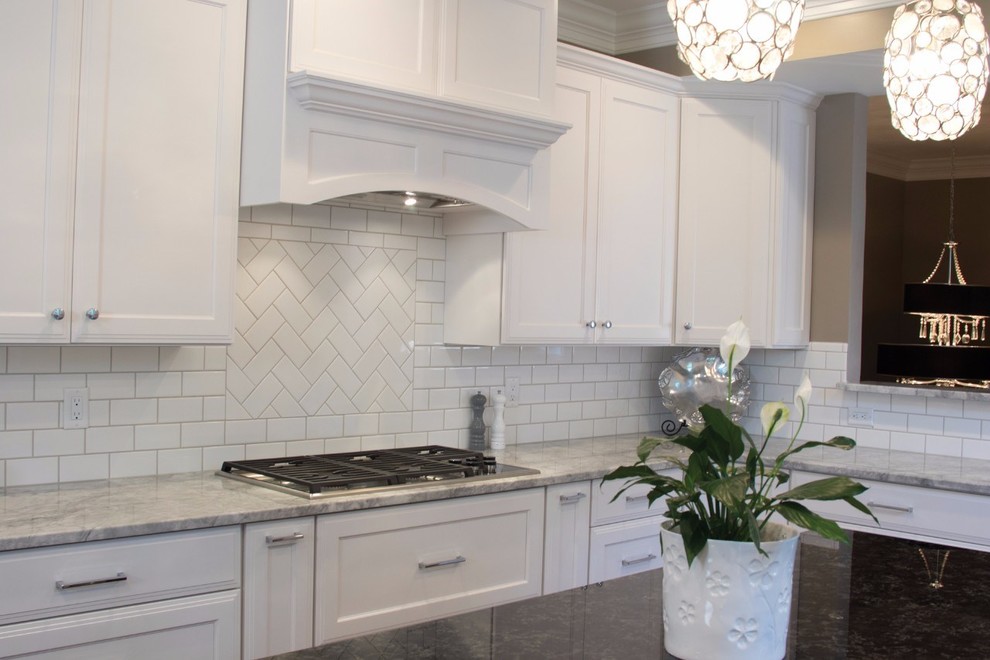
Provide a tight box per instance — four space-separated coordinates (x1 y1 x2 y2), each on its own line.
658 347 750 428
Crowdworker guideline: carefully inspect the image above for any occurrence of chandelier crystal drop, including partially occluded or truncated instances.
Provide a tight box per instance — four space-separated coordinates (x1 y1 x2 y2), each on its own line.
883 0 990 141
667 0 806 82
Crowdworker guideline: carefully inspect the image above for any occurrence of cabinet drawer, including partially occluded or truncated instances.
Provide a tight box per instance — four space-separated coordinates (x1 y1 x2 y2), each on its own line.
790 471 990 547
592 468 675 525
315 489 544 643
589 516 664 583
0 527 240 625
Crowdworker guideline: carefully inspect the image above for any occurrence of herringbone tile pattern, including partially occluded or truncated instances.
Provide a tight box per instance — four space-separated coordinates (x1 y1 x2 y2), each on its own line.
227 236 416 419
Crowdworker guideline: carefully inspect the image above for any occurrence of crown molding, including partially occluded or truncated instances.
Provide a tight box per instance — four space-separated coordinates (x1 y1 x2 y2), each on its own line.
868 153 990 180
558 0 621 54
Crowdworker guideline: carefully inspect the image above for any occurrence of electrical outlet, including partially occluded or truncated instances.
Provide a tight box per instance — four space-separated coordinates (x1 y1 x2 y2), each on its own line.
63 388 89 429
505 377 520 407
847 407 874 428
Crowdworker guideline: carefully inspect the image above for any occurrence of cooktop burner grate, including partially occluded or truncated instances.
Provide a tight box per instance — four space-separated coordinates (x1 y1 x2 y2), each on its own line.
218 445 511 496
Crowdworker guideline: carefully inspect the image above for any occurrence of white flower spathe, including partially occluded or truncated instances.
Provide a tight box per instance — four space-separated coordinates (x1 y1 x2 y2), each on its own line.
794 373 812 415
761 402 790 438
719 320 751 368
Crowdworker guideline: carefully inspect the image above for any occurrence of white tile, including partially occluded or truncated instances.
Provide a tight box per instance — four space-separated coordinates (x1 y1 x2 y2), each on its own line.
963 400 990 420
544 422 569 441
606 400 629 418
34 374 86 401
323 437 361 453
443 408 471 430
460 347 491 367
519 385 545 404
926 398 963 417
889 432 925 453
583 364 607 382
890 395 926 414
570 383 595 400
34 429 85 456
158 397 203 423
247 442 285 459
204 346 227 371
89 400 110 427
569 420 594 439
595 382 618 400
267 417 306 442
606 364 629 381
544 384 571 403
350 231 383 247
203 396 226 421
414 368 446 389
547 347 573 364
531 404 557 423
307 415 343 439
426 429 460 446
87 373 136 399
854 428 889 449
384 234 417 250
136 372 182 398
0 375 35 402
516 424 544 443
253 203 293 225
59 454 109 482
61 347 111 373
520 347 547 365
0 431 33 459
430 347 462 367
110 347 160 373
344 413 378 436
616 416 640 435
331 206 367 231
182 371 226 396
429 389 459 410
583 401 606 419
593 418 617 436
873 411 907 431
181 421 225 447
87 426 134 453
6 457 58 486
749 366 779 384
417 237 444 259
475 367 505 386
285 438 326 455
289 203 329 227
491 347 520 366
907 414 943 435
401 214 434 237
962 438 990 460
445 367 474 388
110 451 158 478
7 347 59 373
312 227 348 244
764 350 795 367
925 434 962 456
110 398 158 426
944 416 981 439
157 448 203 474
160 346 205 371
6 402 58 430
226 419 268 444
413 410 444 432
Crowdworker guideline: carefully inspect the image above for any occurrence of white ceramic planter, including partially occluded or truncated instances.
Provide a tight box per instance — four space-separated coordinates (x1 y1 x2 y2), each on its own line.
660 521 800 660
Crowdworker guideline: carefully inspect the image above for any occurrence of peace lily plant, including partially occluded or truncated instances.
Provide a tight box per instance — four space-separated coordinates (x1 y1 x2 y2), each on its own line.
603 320 876 566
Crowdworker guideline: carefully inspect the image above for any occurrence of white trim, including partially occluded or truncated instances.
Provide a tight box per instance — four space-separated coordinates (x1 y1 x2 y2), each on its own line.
557 42 684 94
868 154 990 180
803 0 902 20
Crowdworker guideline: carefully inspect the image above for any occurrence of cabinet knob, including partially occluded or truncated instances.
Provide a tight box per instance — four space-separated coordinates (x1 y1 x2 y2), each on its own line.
586 320 597 329
51 308 65 321
86 308 99 320
683 322 693 330
603 320 613 329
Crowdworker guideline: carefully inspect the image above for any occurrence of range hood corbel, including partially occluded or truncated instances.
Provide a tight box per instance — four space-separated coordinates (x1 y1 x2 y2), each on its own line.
239 2 569 233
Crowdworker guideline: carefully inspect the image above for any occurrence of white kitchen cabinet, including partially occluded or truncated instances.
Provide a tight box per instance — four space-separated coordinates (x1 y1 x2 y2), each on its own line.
242 517 315 659
543 482 592 594
288 0 555 117
789 470 990 551
0 591 240 660
0 527 241 659
444 45 679 346
676 86 817 348
313 489 544 644
0 0 245 344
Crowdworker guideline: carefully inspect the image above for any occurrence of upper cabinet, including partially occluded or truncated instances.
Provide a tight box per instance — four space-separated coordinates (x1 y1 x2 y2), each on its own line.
676 85 818 348
289 0 555 117
240 0 567 232
445 46 679 346
0 0 245 344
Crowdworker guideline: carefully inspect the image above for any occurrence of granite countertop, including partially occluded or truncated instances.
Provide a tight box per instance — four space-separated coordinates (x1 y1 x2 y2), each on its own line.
3 433 990 552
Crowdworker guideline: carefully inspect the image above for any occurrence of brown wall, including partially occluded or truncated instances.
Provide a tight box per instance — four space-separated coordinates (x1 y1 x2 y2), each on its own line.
860 175 990 381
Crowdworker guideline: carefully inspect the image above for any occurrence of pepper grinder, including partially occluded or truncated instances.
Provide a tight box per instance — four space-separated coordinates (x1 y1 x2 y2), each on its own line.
469 390 487 451
490 388 506 450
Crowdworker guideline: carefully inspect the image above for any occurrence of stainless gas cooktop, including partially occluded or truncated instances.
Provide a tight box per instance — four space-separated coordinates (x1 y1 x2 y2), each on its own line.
217 445 539 499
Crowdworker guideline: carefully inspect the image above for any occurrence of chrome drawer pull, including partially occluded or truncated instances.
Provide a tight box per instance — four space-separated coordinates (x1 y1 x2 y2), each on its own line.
56 572 127 591
266 532 305 546
621 554 657 567
559 492 587 504
625 494 649 504
867 501 914 514
418 555 466 570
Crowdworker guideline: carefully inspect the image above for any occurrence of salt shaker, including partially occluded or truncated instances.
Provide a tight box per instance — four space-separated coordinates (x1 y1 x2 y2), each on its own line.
490 388 506 450
469 391 487 451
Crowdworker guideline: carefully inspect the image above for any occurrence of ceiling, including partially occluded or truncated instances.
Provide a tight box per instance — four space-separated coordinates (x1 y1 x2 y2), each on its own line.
561 0 990 179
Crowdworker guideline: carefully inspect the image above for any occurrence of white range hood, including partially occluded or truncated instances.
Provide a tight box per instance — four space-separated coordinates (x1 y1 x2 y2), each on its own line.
239 1 569 233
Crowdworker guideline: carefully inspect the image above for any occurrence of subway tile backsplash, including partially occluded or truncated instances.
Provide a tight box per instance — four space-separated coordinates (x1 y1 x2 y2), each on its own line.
2 202 989 486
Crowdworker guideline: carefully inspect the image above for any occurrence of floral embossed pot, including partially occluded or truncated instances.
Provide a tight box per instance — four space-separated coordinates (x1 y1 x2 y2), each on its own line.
660 520 798 660
603 320 876 660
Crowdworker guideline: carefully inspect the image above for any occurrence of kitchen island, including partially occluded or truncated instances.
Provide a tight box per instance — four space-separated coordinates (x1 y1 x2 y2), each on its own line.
271 530 990 659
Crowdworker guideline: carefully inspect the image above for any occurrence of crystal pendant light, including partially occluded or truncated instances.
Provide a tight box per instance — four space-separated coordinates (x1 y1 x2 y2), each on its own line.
883 0 990 141
667 0 806 82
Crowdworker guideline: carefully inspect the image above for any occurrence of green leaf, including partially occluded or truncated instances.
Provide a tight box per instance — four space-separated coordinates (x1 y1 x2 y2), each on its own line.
746 509 763 555
775 501 850 543
699 405 745 462
774 436 856 465
776 476 867 502
677 511 709 567
636 436 667 463
700 473 748 509
843 495 880 524
601 464 657 483
745 447 758 488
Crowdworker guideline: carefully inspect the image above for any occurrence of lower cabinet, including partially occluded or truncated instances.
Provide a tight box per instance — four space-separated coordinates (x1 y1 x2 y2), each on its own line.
242 517 315 659
313 489 545 644
588 477 670 582
0 591 240 660
543 482 592 594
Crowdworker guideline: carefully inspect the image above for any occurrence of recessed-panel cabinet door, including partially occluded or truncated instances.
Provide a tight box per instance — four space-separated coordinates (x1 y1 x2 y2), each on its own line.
0 1 79 342
595 78 678 344
71 0 244 343
676 97 773 346
290 0 439 95
502 67 599 343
